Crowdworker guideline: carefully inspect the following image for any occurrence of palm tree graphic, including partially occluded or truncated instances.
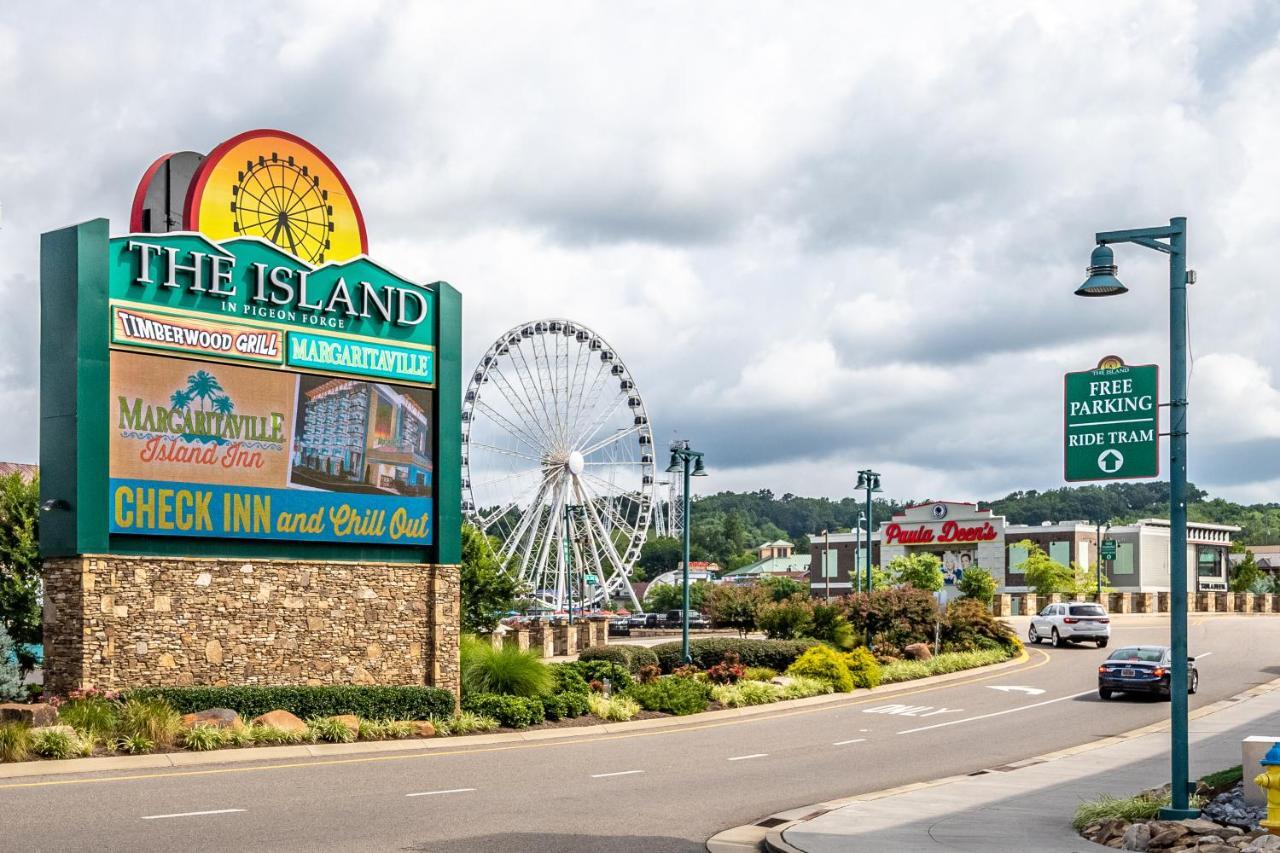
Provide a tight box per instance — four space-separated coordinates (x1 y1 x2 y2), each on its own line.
169 389 192 410
185 370 224 412
211 395 235 415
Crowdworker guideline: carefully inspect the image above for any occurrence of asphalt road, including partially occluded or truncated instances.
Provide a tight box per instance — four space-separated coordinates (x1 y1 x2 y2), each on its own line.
3 614 1277 853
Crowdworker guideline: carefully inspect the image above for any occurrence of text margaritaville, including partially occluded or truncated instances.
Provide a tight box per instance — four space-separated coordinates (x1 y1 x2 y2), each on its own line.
118 397 286 444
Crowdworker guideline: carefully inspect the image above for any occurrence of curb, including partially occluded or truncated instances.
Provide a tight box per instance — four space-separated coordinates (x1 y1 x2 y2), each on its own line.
714 674 1280 853
0 651 1032 781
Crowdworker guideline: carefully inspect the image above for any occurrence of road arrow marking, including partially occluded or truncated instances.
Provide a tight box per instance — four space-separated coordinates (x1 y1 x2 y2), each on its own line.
988 686 1046 696
1098 448 1124 474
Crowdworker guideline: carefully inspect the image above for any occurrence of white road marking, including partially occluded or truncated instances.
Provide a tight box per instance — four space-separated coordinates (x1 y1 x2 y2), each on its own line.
863 703 962 717
832 738 867 746
897 689 1097 735
988 686 1046 696
1195 652 1212 659
590 770 644 778
727 753 768 761
141 809 245 820
405 788 477 797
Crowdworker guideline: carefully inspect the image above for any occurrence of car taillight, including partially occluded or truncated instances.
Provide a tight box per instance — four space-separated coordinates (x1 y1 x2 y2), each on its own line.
1097 665 1107 674
1153 667 1166 678
1099 618 1110 623
1063 617 1079 624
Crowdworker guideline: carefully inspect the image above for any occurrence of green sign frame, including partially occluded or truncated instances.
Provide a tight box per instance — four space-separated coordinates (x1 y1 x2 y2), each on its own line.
1100 539 1117 561
1064 356 1159 482
40 220 462 565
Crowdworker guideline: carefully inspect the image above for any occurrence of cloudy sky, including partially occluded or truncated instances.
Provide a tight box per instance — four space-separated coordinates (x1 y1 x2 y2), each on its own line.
2 1 1279 506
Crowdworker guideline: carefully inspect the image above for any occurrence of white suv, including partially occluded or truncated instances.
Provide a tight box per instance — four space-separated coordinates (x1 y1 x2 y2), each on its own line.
1028 602 1111 648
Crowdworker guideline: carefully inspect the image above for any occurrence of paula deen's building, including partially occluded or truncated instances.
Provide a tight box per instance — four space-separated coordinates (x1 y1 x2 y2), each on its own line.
809 501 1238 599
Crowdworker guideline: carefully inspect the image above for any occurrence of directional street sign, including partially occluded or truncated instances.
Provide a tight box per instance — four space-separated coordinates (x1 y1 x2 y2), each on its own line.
1064 355 1159 482
1100 539 1117 561
584 574 599 585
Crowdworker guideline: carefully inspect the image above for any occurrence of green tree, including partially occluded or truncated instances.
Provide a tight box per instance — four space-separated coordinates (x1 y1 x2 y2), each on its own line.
644 579 712 613
0 623 22 701
756 597 814 640
1230 549 1263 593
1068 562 1111 598
956 566 997 605
759 575 808 602
810 602 856 650
705 583 766 636
635 536 685 582
887 552 944 593
0 472 40 675
459 523 520 632
1013 539 1073 595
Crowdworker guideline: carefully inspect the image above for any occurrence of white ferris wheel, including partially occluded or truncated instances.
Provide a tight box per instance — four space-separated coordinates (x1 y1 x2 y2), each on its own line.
462 319 655 612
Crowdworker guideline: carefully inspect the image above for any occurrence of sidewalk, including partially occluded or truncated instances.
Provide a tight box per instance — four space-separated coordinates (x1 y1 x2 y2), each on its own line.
720 679 1280 853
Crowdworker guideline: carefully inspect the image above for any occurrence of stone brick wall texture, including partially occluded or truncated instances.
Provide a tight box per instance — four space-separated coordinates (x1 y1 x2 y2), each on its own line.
42 555 460 700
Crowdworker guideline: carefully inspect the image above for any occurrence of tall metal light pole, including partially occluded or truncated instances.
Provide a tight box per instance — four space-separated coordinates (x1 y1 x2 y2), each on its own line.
1076 216 1195 818
1095 520 1111 599
666 441 707 664
856 470 881 593
855 512 866 593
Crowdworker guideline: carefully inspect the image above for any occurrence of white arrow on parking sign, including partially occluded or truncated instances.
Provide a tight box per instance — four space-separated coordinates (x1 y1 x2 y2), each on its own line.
1097 449 1124 474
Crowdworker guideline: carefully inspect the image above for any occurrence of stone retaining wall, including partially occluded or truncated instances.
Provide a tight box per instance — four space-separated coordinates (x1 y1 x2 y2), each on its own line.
42 554 460 700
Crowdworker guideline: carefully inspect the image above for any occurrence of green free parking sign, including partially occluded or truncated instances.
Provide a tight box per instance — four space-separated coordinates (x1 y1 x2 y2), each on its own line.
1064 356 1159 482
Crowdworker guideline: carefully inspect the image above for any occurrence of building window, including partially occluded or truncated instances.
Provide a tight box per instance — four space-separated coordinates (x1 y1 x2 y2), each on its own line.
822 549 838 578
1049 541 1071 566
1008 544 1029 573
1114 542 1135 575
1197 547 1220 578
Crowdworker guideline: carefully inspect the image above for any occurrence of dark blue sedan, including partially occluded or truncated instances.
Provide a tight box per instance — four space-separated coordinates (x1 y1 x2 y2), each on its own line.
1098 645 1198 700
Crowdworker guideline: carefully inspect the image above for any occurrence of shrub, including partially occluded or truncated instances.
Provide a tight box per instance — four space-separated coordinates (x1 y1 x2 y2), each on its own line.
118 698 181 748
842 587 941 653
756 598 814 640
706 655 745 685
181 724 227 751
32 727 79 759
58 696 120 741
942 598 1020 654
711 681 782 708
786 645 854 692
810 604 856 651
956 567 997 604
541 691 589 721
307 716 356 744
743 667 777 681
547 663 591 696
461 693 545 728
651 638 818 673
841 647 882 689
780 676 833 699
441 711 499 735
637 664 661 684
0 723 32 762
587 694 640 722
461 635 553 697
1072 791 1204 831
578 645 658 674
222 726 254 747
626 676 711 716
565 659 633 692
706 583 767 635
887 553 944 592
117 733 154 755
125 685 454 721
880 648 1013 684
0 625 22 702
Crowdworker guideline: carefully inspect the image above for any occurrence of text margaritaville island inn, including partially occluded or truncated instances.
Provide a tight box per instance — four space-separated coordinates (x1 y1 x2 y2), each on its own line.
38 129 464 697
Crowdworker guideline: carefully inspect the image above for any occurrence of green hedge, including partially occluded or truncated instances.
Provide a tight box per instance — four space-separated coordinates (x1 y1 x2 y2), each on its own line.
124 685 455 722
541 690 589 720
461 693 545 728
578 645 659 673
564 659 634 691
626 676 711 716
651 638 818 673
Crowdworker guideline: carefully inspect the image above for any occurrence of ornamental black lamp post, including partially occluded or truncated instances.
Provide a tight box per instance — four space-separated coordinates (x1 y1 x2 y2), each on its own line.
666 441 707 664
1076 217 1196 819
855 470 881 593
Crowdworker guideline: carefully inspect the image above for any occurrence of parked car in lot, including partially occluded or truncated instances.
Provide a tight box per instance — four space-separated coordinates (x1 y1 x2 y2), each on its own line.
608 616 631 636
1098 645 1198 700
665 609 710 629
1028 602 1111 648
627 613 649 629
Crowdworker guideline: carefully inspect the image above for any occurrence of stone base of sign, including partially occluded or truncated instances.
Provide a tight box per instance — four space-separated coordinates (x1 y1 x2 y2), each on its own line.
1215 592 1229 612
1133 593 1155 614
1197 592 1215 613
1023 593 1038 616
991 594 1011 617
1157 592 1170 613
41 554 460 700
1108 593 1131 614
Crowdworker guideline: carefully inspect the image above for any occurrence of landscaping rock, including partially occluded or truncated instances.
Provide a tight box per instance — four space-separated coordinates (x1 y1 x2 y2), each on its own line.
0 702 58 727
409 721 435 738
249 710 307 733
1202 783 1267 831
1123 822 1152 851
180 708 243 730
331 715 359 736
1185 820 1233 836
1244 837 1280 853
903 643 933 661
1095 818 1132 846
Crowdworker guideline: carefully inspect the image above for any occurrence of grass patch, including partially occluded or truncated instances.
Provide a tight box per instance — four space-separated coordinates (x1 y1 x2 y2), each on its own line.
57 696 119 742
461 636 553 697
712 681 784 708
1072 791 1206 831
307 716 356 744
116 733 154 755
0 723 32 762
118 698 181 748
31 728 79 760
1199 765 1242 791
587 694 640 722
249 724 308 745
880 648 1013 684
181 724 227 752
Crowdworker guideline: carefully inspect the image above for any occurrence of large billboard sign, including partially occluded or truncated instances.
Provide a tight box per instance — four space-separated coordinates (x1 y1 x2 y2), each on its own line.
1064 355 1159 482
41 130 461 563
